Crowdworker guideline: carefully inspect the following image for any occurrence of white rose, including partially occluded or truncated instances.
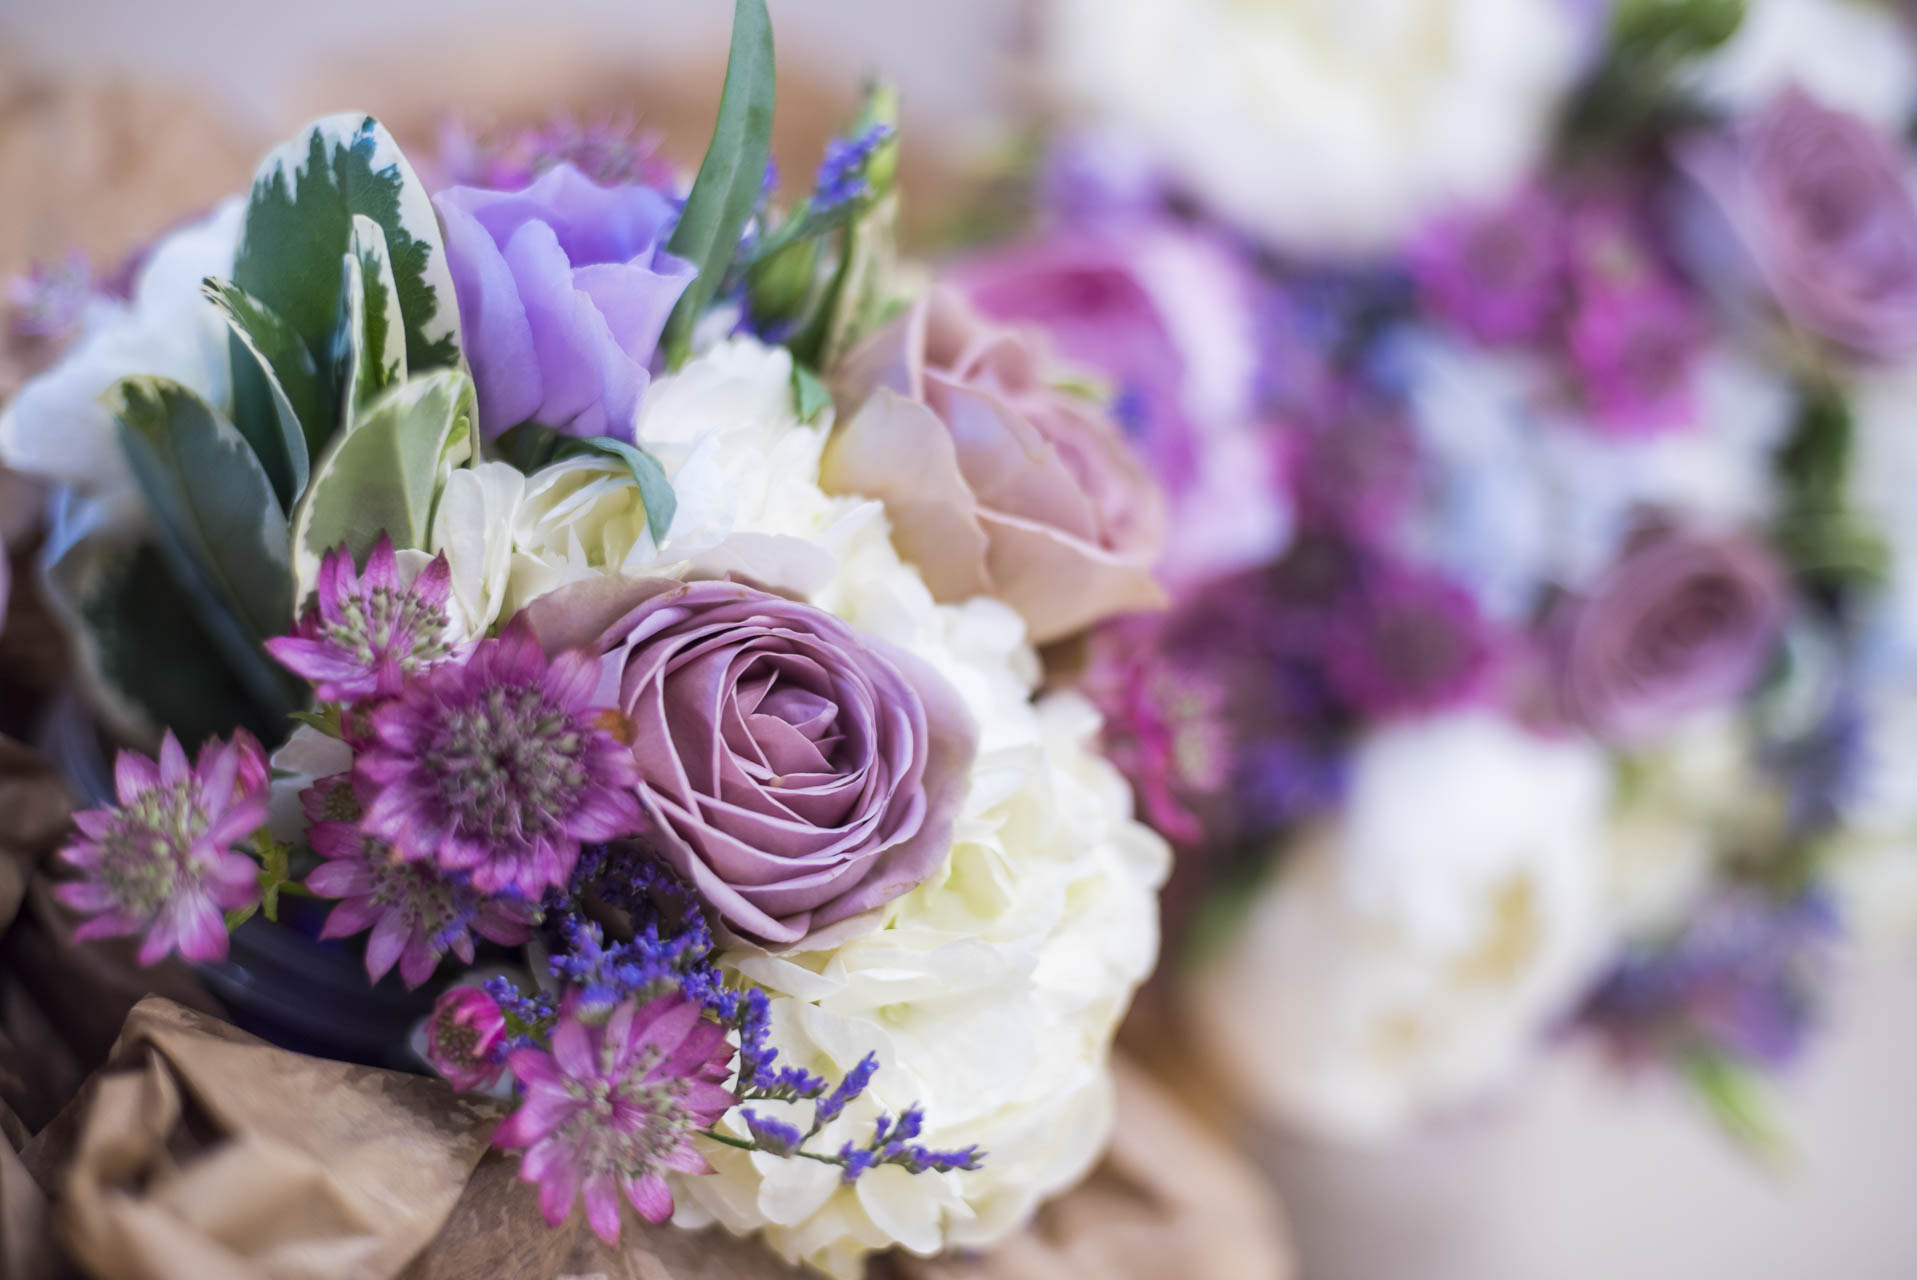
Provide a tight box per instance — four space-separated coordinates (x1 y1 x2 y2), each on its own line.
1189 711 1612 1142
1040 0 1583 254
0 200 243 531
433 340 880 628
1683 0 1917 132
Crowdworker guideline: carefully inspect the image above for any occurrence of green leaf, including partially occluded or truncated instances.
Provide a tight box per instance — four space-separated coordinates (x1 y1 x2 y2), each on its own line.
791 363 832 424
254 831 293 922
287 704 344 738
233 113 461 459
50 537 285 749
557 435 678 545
289 368 475 604
333 214 408 429
661 0 775 365
107 378 300 719
1683 1051 1790 1163
202 278 318 505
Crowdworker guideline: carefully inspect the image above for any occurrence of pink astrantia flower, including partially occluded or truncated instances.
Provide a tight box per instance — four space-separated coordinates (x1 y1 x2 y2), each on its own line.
56 730 267 965
355 617 643 896
266 537 462 703
302 775 534 988
495 993 736 1245
427 986 510 1092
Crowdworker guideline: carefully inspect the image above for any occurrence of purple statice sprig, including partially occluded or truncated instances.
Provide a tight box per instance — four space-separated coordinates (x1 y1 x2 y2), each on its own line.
527 844 986 1184
813 121 896 213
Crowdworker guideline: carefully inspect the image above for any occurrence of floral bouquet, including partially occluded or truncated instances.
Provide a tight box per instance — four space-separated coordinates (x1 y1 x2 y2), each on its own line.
944 0 1917 1147
0 4 1170 1273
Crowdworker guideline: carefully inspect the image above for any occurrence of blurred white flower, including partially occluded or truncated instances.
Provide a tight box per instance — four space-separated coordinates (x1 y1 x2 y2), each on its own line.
1189 711 1612 1142
1398 333 1794 614
1040 0 1584 254
0 200 242 533
1606 711 1756 935
1683 0 1917 132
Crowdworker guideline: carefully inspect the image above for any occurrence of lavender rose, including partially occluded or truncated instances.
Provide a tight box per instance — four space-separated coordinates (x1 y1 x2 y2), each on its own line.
823 287 1168 645
434 164 694 439
1556 529 1785 742
1681 88 1917 357
530 577 977 946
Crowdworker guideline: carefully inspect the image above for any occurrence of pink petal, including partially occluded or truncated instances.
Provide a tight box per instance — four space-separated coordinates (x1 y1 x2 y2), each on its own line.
156 732 190 788
583 1173 623 1245
113 749 159 801
550 1016 596 1080
363 908 412 981
623 1174 674 1225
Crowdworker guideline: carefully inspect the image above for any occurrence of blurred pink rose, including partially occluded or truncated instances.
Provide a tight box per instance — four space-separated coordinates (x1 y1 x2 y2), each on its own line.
824 287 1168 644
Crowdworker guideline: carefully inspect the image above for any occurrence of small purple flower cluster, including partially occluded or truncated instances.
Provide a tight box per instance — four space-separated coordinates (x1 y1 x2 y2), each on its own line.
1411 180 1707 436
813 122 895 212
1583 886 1839 1072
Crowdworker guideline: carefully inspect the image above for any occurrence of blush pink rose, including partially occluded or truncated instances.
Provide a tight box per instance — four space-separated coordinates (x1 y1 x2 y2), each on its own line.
823 287 1168 644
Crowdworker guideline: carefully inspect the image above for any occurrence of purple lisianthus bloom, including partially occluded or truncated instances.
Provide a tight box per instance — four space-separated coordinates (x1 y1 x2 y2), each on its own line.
1322 564 1501 717
301 774 533 988
1554 528 1786 742
525 577 978 947
1409 183 1567 345
427 985 510 1092
435 164 695 440
495 992 736 1245
266 537 462 702
955 225 1287 588
1681 87 1917 358
355 617 644 896
56 729 267 965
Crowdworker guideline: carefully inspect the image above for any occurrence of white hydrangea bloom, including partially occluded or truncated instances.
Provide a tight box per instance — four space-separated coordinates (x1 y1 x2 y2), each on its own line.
1040 0 1583 254
434 338 1169 1275
1189 711 1611 1142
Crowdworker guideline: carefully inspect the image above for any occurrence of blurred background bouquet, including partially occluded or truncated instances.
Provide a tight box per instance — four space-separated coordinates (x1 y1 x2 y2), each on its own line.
933 0 1917 1157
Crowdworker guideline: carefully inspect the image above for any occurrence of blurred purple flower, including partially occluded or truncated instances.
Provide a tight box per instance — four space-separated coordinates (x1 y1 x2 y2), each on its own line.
1554 527 1786 742
1681 87 1917 358
1409 184 1567 345
1322 564 1501 717
1566 282 1705 435
1585 886 1839 1070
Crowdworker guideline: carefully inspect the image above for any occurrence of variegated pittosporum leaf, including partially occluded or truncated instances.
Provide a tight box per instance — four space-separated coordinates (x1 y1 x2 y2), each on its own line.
106 376 300 721
201 279 318 506
289 368 475 607
232 113 461 461
333 213 409 426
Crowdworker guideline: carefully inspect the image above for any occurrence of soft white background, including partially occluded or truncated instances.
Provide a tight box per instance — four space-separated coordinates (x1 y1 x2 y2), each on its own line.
4 2 1916 1276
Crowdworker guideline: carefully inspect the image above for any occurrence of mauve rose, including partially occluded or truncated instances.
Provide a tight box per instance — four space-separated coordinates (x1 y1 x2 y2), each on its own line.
1556 529 1785 742
1681 88 1917 357
529 576 977 947
954 227 1288 587
822 286 1168 645
435 164 695 439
